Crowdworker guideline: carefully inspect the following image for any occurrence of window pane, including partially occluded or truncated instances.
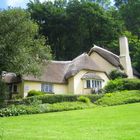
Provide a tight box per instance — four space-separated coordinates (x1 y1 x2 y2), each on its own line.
97 81 99 87
92 80 95 88
86 80 90 88
41 84 53 93
95 81 97 87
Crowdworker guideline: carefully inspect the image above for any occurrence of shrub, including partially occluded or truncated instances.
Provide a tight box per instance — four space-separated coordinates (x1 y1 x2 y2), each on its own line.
46 102 94 112
77 96 91 104
27 90 45 97
104 78 140 93
109 69 127 80
96 90 140 106
23 94 103 105
0 102 95 117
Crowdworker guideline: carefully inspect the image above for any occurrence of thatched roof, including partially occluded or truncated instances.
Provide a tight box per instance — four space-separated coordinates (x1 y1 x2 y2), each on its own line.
82 73 103 80
23 53 104 83
89 45 123 69
23 61 71 84
65 53 104 79
2 73 21 84
89 45 140 77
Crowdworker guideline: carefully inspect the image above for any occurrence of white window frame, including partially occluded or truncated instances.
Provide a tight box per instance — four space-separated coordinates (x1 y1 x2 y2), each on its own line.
41 83 53 93
85 79 103 89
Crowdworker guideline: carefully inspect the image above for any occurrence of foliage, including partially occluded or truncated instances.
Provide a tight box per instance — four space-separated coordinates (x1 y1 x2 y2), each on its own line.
0 102 94 117
0 8 52 75
109 69 127 80
0 103 140 139
119 0 140 38
27 0 123 60
0 105 39 117
77 96 91 104
96 90 140 106
27 90 45 97
0 79 9 107
22 94 103 105
114 0 128 8
46 102 94 112
104 78 140 93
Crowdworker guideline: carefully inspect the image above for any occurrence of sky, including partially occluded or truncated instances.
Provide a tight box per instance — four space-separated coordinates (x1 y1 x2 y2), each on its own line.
0 0 114 9
0 0 47 9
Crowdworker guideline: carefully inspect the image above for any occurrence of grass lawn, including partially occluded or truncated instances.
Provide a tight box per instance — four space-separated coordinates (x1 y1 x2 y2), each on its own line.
0 103 140 140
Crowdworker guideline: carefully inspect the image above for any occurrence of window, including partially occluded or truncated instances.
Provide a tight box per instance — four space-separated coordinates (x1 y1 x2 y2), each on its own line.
41 83 53 93
85 79 103 89
86 80 90 88
10 84 18 94
13 85 18 92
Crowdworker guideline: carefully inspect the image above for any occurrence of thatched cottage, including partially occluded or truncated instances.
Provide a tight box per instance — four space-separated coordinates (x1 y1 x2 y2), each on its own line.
2 37 140 97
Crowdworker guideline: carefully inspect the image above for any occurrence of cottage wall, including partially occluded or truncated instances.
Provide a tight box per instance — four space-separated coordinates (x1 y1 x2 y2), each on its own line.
53 84 68 94
23 81 41 97
71 70 109 94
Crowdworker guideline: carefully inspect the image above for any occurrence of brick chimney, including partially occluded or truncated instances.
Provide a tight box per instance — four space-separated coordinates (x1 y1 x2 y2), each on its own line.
119 36 133 78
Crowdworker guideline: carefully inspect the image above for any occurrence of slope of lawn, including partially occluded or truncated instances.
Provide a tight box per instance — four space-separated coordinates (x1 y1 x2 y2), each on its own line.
0 103 140 140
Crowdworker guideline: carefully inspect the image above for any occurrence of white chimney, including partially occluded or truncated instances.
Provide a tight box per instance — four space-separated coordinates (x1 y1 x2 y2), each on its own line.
119 36 133 78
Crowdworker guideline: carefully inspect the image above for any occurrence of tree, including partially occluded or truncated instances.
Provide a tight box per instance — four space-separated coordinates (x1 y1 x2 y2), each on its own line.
28 0 123 60
114 0 140 38
0 8 52 75
121 0 140 38
114 0 128 8
88 0 112 9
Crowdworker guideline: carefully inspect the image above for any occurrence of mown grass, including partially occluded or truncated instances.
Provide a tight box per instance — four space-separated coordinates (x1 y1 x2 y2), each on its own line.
0 103 140 140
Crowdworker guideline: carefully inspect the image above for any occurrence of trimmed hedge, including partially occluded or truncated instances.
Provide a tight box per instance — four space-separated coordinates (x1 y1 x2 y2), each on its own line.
96 90 140 106
104 78 140 93
22 94 103 105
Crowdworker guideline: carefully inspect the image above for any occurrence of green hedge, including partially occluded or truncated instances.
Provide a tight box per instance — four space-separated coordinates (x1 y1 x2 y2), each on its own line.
104 78 140 93
0 102 94 117
22 94 103 105
77 96 91 104
96 90 140 106
27 90 45 97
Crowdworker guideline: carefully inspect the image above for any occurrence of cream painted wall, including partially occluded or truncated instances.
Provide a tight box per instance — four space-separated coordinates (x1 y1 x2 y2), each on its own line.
22 81 68 97
90 52 116 74
73 70 87 94
68 77 74 94
23 81 41 97
53 84 68 94
72 70 109 94
18 83 24 97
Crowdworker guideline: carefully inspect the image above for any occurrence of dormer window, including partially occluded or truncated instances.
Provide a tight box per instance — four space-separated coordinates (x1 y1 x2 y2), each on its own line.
86 79 102 89
82 72 104 89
